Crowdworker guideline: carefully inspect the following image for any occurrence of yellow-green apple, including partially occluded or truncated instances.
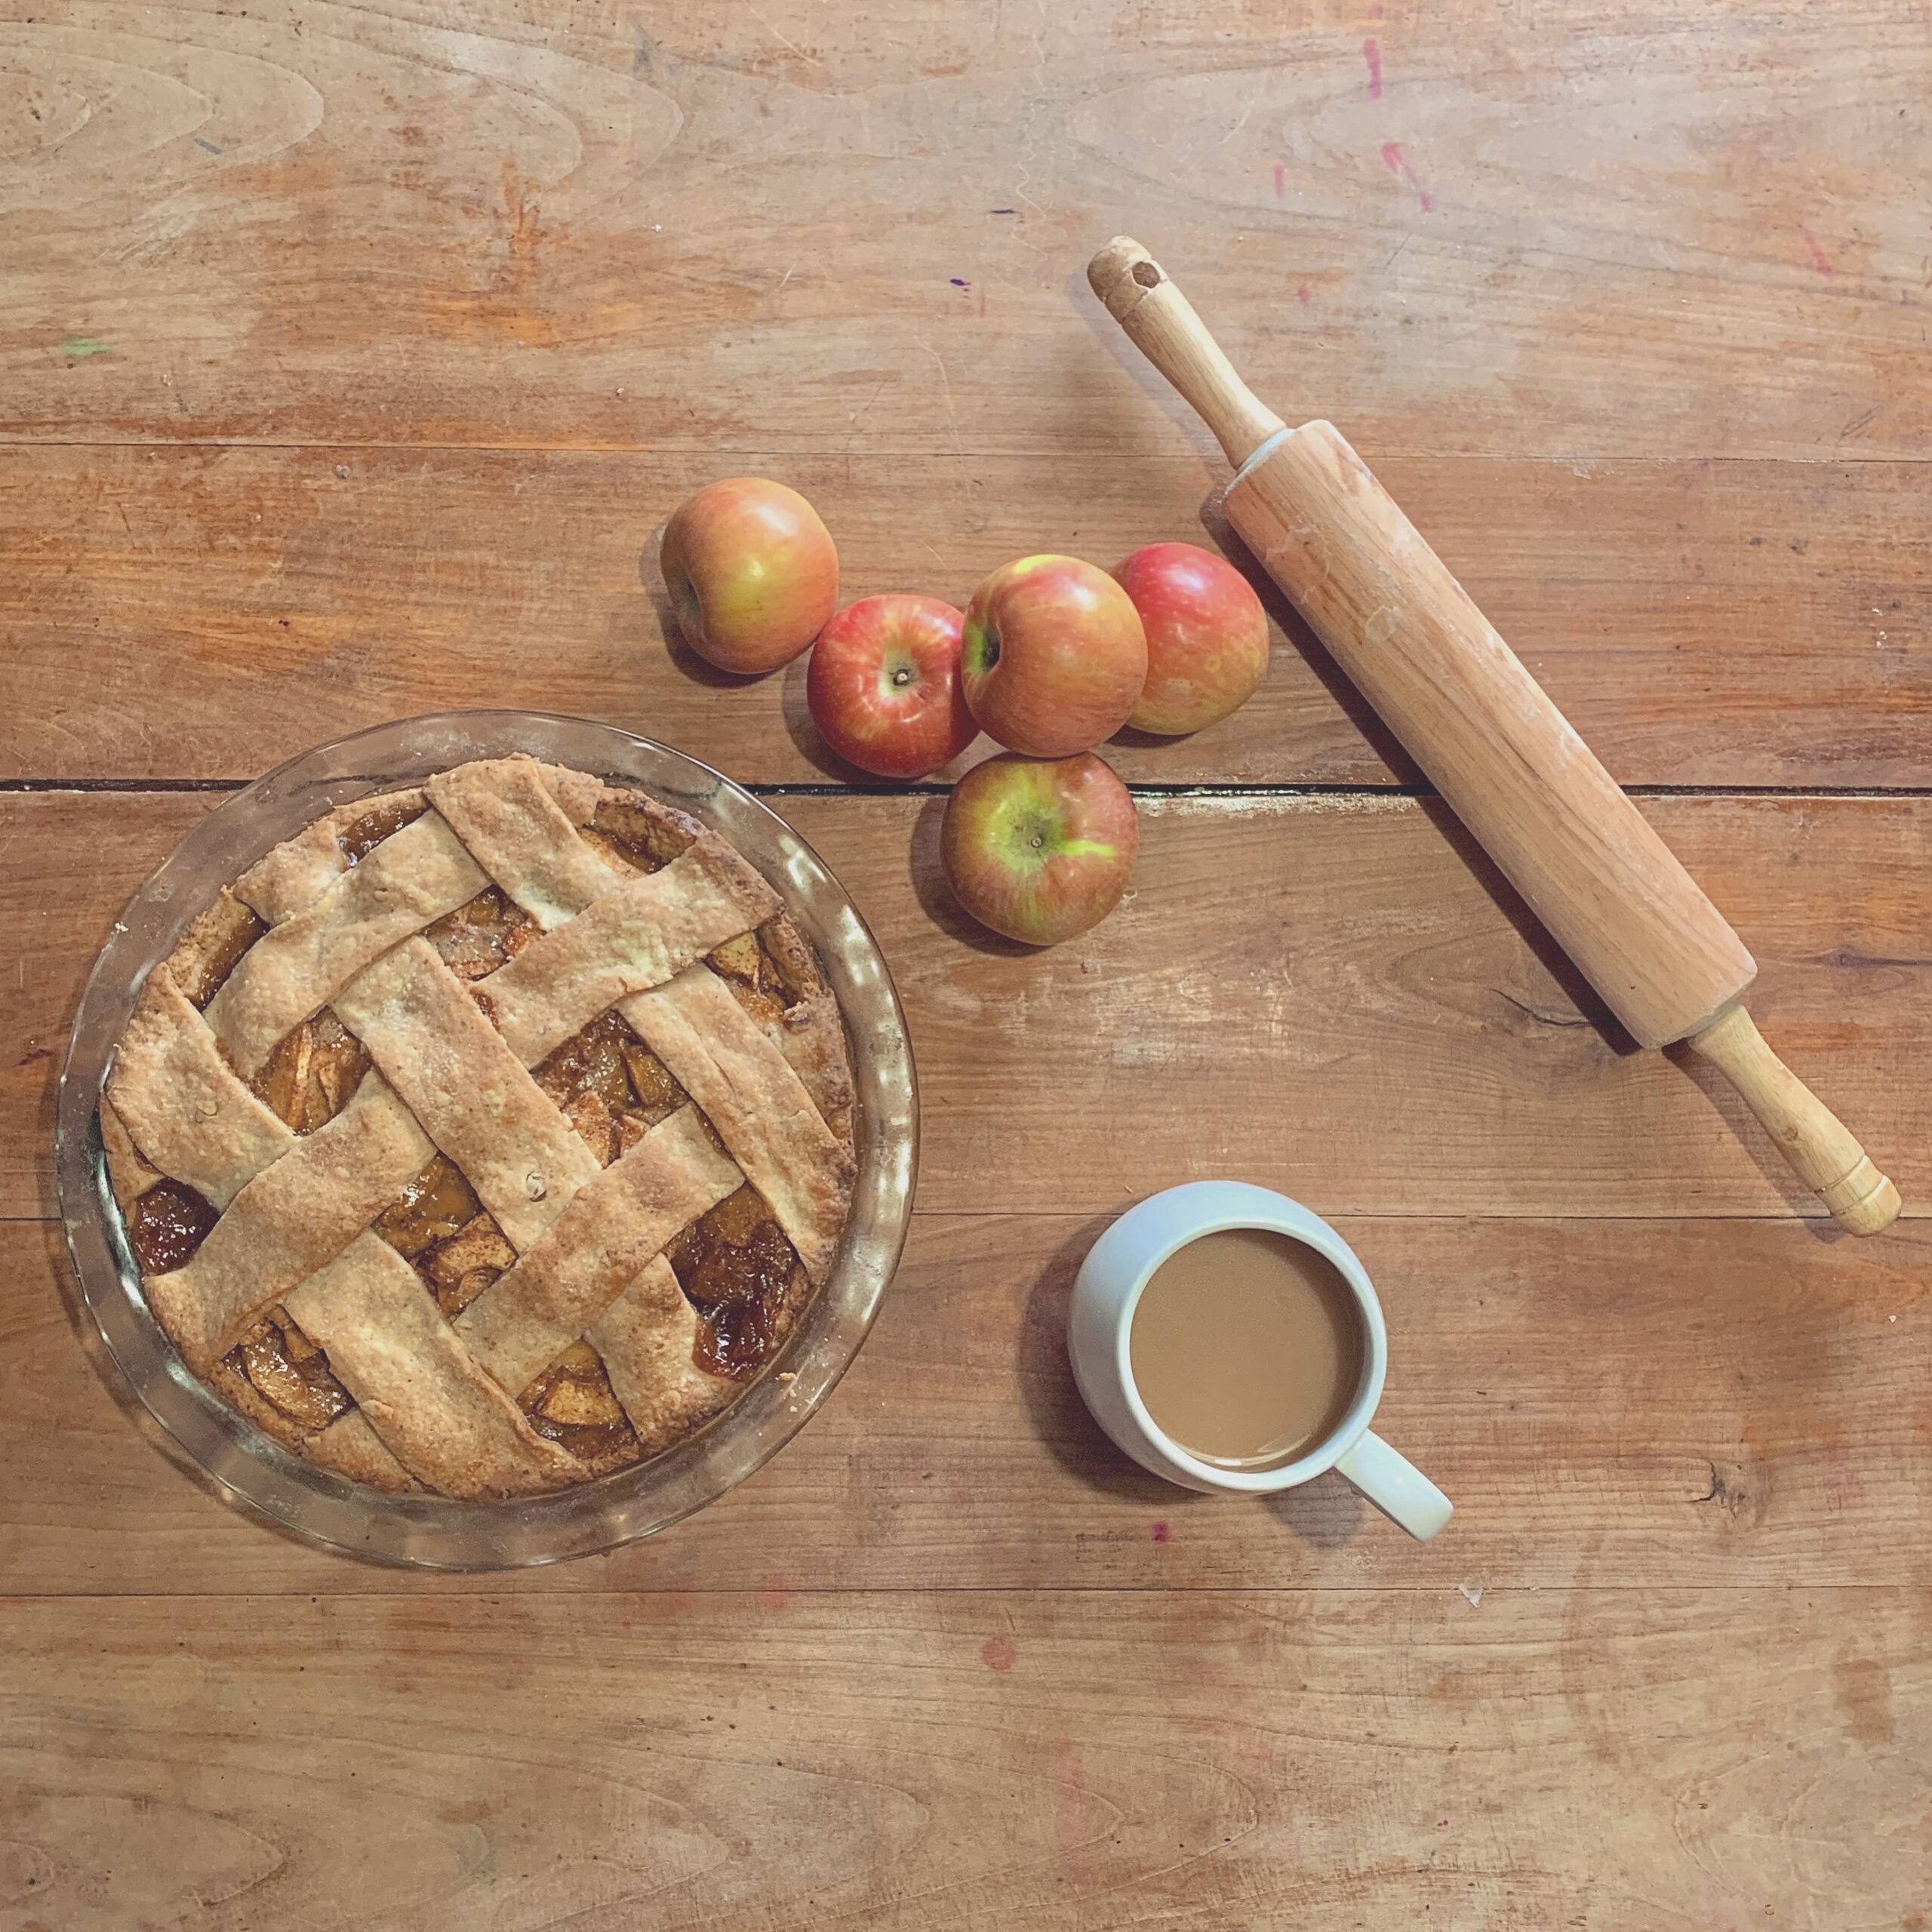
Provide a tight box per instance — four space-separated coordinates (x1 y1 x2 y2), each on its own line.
959 554 1147 755
806 594 977 780
660 478 838 675
1113 542 1269 734
940 752 1138 945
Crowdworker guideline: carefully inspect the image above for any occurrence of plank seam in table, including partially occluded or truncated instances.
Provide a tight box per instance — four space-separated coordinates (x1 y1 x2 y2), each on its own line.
3 1 1926 1918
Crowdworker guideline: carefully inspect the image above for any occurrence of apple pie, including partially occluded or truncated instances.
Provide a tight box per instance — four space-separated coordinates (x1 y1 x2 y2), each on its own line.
99 755 857 1499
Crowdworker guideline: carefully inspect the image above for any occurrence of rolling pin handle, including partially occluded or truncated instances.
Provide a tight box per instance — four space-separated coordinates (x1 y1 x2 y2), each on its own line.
1687 1005 1903 1235
1092 232 1903 1238
1087 238 1286 469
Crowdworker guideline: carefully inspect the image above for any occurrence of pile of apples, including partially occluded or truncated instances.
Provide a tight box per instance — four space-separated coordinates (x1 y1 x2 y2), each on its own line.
660 476 1269 946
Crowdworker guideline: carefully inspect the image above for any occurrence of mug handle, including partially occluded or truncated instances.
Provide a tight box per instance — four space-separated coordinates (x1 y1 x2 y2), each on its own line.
1334 1431 1453 1541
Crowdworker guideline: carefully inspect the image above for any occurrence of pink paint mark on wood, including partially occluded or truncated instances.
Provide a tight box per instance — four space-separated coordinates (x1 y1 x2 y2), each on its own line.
1151 1520 1172 1542
981 1635 1017 1672
1381 141 1433 212
1272 161 1286 201
1364 37 1382 97
1801 226 1836 276
757 1574 797 1613
1054 1738 1094 1887
1297 285 1311 305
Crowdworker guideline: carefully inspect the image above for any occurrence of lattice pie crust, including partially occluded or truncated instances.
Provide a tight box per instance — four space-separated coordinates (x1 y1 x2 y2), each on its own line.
100 755 857 1498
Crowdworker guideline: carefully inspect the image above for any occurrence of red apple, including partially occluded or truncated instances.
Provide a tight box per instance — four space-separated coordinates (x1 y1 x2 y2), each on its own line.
959 554 1147 756
1113 542 1270 735
940 752 1138 945
660 478 838 675
807 594 977 780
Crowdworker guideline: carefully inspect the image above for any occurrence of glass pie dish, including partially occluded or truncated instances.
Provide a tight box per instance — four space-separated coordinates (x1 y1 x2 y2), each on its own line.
54 712 917 1568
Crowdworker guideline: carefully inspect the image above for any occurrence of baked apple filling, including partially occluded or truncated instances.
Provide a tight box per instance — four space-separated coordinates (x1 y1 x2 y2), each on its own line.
104 758 856 1498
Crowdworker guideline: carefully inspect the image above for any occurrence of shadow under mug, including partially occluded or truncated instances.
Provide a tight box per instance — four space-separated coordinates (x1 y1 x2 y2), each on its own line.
1068 1180 1452 1541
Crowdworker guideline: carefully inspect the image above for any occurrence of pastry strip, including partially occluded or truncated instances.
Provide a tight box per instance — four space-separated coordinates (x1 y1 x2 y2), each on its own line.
145 1075 435 1374
306 1410 420 1492
235 764 605 927
331 937 601 1251
99 1093 165 1214
425 756 627 931
479 835 780 1066
454 1107 742 1400
285 1235 583 1497
105 967 294 1208
207 811 488 1078
621 964 854 1283
768 991 857 1147
586 1256 737 1454
234 788 428 926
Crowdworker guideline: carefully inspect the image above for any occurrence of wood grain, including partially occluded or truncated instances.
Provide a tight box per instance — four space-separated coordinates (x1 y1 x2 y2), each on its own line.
11 1212 1932 1596
0 1 1927 463
2 447 1927 789
1224 415 1761 1050
4 0 1927 1918
1689 1004 1903 1234
3 1589 1927 1930
5 790 1921 1221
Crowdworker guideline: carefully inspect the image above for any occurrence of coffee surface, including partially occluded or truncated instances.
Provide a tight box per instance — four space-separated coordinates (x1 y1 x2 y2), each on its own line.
1129 1227 1364 1466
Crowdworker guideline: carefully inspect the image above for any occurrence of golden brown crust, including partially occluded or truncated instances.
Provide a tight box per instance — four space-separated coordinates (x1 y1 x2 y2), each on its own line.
207 813 489 1079
585 1256 737 1452
740 912 857 1146
478 835 782 1066
234 765 595 926
425 756 625 931
332 937 603 1253
204 1343 422 1491
234 788 427 925
146 1075 433 1374
105 757 861 1500
591 786 706 869
106 966 294 1210
535 763 604 828
205 1351 315 1457
306 1411 422 1492
97 1094 162 1214
453 1107 741 1401
771 986 857 1149
285 1235 585 1498
758 911 830 1001
621 964 856 1284
164 890 268 1008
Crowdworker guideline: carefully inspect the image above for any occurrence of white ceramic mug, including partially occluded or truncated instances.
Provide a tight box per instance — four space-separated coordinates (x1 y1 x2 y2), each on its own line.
1068 1180 1452 1540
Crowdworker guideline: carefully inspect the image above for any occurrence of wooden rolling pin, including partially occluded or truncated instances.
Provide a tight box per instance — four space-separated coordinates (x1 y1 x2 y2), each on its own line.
1090 235 1901 1235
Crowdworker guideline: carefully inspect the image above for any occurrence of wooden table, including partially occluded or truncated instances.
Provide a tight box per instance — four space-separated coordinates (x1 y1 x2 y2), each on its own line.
5 2 1928 1924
